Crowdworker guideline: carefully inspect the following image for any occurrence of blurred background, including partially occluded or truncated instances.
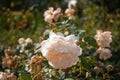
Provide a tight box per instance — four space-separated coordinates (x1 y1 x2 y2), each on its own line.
0 0 120 74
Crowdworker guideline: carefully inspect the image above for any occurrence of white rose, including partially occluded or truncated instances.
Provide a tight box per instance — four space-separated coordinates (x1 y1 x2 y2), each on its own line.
40 31 82 69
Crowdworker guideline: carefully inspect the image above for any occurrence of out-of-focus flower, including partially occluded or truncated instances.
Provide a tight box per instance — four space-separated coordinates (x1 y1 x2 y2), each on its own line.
52 8 62 22
86 72 91 78
18 38 33 45
94 66 100 74
0 72 7 80
65 0 77 8
65 7 75 19
18 38 25 45
68 0 77 8
30 55 43 72
40 31 82 69
44 7 62 23
25 38 33 44
44 7 53 23
94 30 112 48
2 55 20 70
97 48 112 60
106 65 113 71
7 74 17 80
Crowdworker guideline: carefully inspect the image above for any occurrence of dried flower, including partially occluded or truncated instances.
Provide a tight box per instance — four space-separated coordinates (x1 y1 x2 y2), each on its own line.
97 48 112 60
0 72 7 80
40 31 82 69
94 30 112 48
30 55 43 72
2 55 20 69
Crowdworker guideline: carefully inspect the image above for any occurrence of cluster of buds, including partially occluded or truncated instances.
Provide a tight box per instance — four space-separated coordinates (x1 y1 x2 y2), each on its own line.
0 72 17 80
44 7 62 23
44 2 77 23
18 37 33 46
17 37 33 53
95 30 112 60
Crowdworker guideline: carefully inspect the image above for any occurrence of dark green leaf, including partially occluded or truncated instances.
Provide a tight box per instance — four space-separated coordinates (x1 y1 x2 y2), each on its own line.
84 36 98 47
81 57 91 71
80 42 87 49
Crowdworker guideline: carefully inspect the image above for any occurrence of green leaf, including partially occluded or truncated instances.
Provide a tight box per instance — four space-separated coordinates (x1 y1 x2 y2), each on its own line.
81 57 91 71
84 36 98 47
18 74 32 80
80 42 87 49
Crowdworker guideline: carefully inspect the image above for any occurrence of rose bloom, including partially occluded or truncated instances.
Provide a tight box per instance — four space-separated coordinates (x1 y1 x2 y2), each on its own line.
97 48 112 60
40 31 82 69
94 30 112 48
